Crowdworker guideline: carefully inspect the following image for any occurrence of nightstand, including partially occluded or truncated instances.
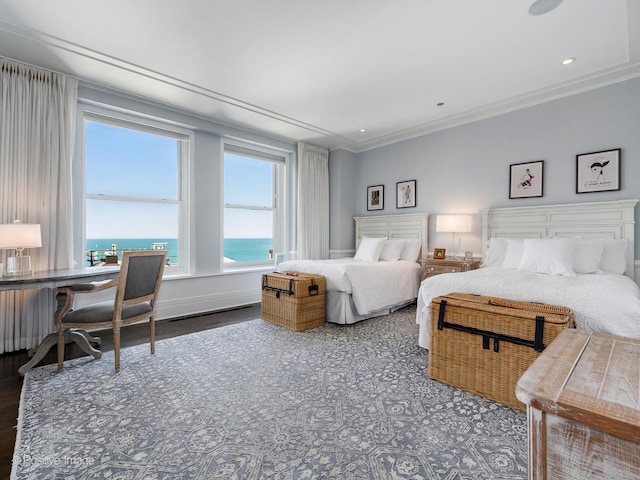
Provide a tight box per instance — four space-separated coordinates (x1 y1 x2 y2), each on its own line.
420 257 480 281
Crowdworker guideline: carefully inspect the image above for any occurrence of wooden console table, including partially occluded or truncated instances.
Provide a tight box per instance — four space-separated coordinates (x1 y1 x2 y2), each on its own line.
0 267 119 375
516 329 640 479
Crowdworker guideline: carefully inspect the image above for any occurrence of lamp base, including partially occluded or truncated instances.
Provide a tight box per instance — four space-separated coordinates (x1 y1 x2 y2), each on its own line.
6 255 33 276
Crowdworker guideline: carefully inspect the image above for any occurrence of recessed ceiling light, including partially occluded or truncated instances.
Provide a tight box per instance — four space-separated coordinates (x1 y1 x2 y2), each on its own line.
359 128 366 133
436 102 445 107
561 57 575 65
529 0 562 15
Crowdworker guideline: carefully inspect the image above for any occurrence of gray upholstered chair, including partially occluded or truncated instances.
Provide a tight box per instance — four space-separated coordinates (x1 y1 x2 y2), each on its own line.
56 249 167 373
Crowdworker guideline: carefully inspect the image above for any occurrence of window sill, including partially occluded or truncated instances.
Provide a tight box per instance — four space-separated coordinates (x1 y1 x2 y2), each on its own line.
160 265 275 282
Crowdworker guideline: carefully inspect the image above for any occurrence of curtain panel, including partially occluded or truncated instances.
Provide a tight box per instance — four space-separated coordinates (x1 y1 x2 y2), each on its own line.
0 59 78 353
297 142 329 260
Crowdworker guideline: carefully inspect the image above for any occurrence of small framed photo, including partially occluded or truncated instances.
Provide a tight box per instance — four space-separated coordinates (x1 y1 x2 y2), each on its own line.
509 160 543 199
367 185 384 211
433 248 446 260
397 180 416 208
576 148 621 194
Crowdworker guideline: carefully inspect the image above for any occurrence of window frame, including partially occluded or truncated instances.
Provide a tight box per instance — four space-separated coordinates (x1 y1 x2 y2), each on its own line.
222 140 287 269
76 105 193 274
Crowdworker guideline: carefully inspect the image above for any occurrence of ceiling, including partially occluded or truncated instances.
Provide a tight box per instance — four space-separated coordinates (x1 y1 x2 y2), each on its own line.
0 1 638 152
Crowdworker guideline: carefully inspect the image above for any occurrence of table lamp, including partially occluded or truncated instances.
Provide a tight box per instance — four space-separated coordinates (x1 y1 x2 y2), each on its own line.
0 221 42 276
436 215 472 259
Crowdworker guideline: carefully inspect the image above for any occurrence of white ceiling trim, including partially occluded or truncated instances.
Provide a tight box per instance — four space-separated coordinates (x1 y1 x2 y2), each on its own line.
354 61 640 153
0 19 350 143
1 1 639 154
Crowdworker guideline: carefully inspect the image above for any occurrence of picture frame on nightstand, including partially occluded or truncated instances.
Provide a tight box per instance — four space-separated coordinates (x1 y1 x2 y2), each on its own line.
433 248 446 260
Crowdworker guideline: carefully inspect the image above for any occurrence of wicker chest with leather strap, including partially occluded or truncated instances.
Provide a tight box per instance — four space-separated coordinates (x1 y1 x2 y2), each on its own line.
429 292 575 411
261 272 326 331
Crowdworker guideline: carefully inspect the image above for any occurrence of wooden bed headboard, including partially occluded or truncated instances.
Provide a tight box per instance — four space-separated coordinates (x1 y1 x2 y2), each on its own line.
354 213 429 261
481 199 638 280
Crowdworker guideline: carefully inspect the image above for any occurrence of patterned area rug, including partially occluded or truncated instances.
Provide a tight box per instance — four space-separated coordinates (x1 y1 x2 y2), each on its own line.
13 306 527 479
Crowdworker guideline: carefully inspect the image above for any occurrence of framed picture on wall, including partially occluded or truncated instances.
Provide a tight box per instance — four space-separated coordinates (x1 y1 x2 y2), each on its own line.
397 180 416 208
576 148 621 193
367 185 384 210
509 160 544 199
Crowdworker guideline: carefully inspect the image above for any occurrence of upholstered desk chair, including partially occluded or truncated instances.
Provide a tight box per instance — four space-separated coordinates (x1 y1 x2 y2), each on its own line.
56 250 167 373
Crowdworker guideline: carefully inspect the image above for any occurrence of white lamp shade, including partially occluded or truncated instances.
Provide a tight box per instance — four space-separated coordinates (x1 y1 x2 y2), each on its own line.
436 215 472 233
0 223 42 249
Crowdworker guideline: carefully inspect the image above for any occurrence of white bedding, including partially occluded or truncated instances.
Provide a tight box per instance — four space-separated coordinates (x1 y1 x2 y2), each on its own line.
417 266 640 349
278 259 420 316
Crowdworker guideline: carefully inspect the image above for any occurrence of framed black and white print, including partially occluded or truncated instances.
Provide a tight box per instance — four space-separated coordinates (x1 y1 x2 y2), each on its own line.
509 160 543 199
396 180 416 208
367 185 384 211
576 148 621 194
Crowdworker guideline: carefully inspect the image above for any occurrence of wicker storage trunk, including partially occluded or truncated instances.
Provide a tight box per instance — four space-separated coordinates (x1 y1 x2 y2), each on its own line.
429 292 575 411
261 272 326 331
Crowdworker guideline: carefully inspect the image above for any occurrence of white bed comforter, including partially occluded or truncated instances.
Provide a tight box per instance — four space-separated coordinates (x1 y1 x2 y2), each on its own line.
278 259 420 315
417 266 640 349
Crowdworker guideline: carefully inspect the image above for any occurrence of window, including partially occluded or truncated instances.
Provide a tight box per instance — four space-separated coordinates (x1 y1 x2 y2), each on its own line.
223 144 286 267
83 114 190 272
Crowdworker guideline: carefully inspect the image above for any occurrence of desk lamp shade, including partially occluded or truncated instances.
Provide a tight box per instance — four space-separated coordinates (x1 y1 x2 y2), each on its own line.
0 222 42 276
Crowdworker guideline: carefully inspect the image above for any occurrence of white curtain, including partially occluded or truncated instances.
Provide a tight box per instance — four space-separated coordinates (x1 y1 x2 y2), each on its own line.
0 59 78 353
297 142 329 260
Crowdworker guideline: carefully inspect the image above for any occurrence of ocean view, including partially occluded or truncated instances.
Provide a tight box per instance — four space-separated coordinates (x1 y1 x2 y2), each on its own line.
223 238 273 262
86 238 272 266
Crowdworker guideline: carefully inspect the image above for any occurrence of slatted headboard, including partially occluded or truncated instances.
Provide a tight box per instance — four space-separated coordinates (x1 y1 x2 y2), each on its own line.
354 213 429 261
481 199 638 280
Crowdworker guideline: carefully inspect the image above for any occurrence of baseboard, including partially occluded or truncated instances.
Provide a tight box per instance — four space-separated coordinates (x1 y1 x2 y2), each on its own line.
156 288 261 321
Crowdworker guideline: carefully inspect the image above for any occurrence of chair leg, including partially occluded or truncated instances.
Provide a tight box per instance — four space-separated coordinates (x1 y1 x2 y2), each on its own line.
113 323 121 373
57 327 65 372
150 316 155 355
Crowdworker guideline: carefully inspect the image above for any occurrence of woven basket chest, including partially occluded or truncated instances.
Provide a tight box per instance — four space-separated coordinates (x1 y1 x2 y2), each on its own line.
261 272 326 331
429 292 575 411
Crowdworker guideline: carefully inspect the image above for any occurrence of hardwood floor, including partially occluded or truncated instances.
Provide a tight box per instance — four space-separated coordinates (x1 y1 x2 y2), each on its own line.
0 303 261 479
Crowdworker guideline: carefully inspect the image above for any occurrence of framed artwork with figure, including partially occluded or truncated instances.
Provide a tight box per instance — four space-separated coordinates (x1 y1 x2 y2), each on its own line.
397 180 416 208
367 185 384 211
509 160 543 199
576 148 620 193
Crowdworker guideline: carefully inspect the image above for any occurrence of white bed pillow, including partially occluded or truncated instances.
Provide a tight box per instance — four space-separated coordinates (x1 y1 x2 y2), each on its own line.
482 237 509 267
518 238 577 276
400 238 422 262
600 239 627 274
354 236 386 262
502 239 524 268
573 238 605 274
379 239 405 261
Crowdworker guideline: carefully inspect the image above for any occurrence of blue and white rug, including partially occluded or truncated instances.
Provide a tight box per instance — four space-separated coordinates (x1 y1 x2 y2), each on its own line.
13 306 527 479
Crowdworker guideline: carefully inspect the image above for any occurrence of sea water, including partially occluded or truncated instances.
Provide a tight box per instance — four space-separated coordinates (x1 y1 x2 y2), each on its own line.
85 238 272 266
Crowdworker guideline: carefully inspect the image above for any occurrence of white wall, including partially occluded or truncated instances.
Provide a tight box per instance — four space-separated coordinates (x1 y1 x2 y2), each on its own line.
330 77 640 260
328 149 358 257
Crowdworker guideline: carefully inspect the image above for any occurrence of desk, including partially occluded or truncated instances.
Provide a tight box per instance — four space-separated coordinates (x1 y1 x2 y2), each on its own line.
0 267 119 375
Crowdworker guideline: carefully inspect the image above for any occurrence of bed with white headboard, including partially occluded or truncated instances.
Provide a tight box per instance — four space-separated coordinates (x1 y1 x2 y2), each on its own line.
355 212 429 257
279 212 429 324
481 199 637 280
417 199 640 349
